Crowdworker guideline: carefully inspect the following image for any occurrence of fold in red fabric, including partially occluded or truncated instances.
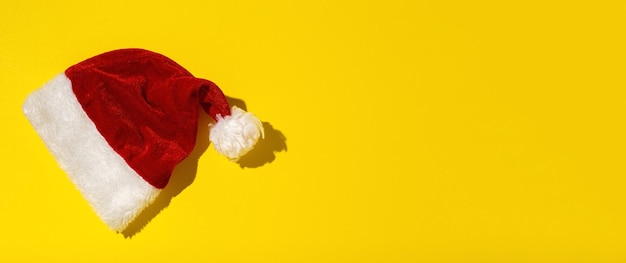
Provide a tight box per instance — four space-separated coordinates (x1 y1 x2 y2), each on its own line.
65 49 231 189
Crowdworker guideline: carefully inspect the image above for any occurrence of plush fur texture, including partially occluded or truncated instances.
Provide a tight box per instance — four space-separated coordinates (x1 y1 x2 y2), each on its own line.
210 106 264 160
23 74 161 232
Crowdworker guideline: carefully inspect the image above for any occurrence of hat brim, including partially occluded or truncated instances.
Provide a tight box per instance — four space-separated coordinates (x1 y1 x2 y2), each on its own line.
23 73 161 232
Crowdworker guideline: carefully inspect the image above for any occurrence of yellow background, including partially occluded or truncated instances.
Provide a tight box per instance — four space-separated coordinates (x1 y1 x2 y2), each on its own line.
1 0 626 262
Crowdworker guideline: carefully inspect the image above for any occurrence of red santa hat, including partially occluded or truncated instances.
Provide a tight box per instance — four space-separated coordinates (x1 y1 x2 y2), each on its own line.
23 49 264 232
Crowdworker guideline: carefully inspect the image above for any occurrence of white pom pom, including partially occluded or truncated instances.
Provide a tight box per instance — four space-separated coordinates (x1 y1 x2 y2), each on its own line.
209 106 264 161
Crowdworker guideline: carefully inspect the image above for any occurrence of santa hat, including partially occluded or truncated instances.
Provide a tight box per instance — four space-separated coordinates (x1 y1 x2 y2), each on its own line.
23 49 264 232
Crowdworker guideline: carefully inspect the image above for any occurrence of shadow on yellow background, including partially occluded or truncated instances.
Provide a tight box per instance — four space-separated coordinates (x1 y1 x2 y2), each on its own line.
124 97 287 237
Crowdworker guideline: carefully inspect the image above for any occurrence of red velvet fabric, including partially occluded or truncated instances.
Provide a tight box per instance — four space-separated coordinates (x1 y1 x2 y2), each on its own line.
65 49 231 189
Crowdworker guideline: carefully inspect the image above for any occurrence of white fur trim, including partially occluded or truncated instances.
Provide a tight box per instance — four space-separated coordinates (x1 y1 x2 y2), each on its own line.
209 106 264 161
23 73 161 232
